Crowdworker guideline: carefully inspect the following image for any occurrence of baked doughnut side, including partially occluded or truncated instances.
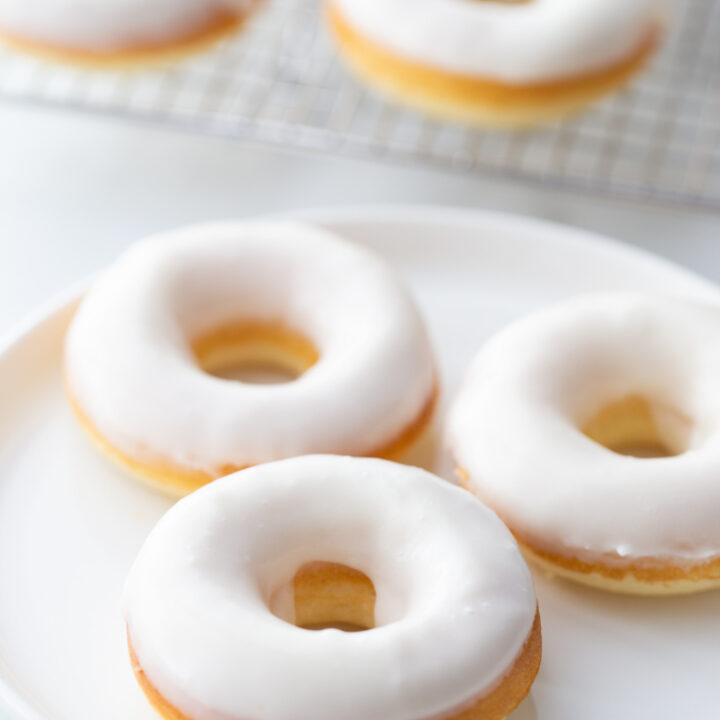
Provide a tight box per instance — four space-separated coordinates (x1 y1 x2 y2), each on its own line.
519 542 720 595
129 639 192 720
128 611 541 720
444 611 541 720
0 3 259 68
456 466 720 595
327 2 661 127
66 379 437 496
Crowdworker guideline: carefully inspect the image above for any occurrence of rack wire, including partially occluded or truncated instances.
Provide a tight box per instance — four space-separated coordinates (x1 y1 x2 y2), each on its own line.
0 0 718 210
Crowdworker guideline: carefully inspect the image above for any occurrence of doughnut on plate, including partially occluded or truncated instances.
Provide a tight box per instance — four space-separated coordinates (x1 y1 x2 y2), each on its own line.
0 206 719 720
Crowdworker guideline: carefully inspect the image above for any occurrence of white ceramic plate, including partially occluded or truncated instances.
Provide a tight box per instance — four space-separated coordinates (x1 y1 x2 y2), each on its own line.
1 207 720 720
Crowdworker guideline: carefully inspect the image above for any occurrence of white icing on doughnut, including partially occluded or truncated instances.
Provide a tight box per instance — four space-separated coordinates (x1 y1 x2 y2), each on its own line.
65 222 435 475
124 455 537 720
330 0 664 83
447 293 720 565
0 0 251 52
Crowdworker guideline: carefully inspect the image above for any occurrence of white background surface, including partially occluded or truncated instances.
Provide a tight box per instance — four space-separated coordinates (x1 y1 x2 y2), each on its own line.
1 102 720 338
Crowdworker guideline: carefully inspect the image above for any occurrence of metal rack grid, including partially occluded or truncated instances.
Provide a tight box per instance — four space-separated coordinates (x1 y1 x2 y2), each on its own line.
0 0 719 210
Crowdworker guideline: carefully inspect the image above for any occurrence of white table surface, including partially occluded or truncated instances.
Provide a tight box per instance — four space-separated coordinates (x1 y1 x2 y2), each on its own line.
1 102 719 339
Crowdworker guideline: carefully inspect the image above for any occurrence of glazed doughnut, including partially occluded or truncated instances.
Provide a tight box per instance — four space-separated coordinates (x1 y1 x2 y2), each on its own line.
327 0 664 127
447 293 720 595
124 455 541 720
65 222 436 496
0 0 257 66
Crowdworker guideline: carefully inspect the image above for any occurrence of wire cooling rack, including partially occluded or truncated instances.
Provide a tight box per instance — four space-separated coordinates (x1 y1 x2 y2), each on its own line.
0 0 718 210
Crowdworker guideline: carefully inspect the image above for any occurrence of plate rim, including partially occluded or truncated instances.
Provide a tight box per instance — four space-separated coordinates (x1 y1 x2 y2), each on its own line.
3 204 718 359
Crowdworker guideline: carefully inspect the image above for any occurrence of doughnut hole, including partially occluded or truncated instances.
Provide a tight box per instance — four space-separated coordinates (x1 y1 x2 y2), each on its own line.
272 562 377 632
294 562 376 631
582 394 692 458
192 323 318 384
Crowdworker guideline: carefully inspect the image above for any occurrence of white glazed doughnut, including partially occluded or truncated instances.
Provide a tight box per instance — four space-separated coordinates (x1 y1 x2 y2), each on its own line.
0 0 256 65
447 293 720 595
327 0 664 126
124 455 541 720
65 222 437 496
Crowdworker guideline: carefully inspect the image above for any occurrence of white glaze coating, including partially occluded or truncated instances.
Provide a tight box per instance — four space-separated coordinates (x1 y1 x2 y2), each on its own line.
65 221 435 475
124 455 537 720
331 0 663 83
447 293 720 565
0 0 251 52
